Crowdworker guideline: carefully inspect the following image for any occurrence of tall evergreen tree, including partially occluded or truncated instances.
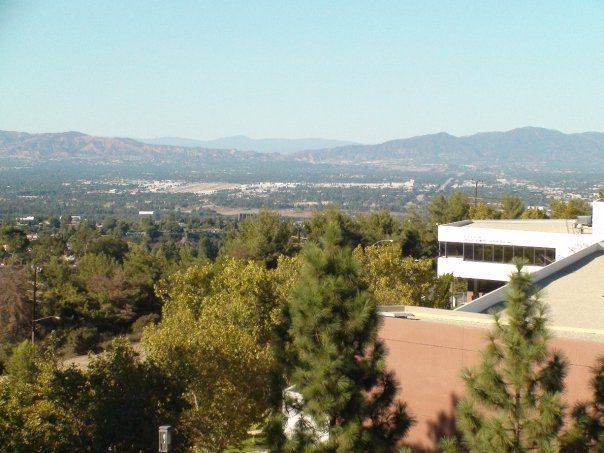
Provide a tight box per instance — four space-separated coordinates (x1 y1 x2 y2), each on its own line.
454 262 567 452
271 221 412 452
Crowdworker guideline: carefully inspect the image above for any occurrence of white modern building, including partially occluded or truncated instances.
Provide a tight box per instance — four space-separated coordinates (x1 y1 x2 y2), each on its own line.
438 200 604 299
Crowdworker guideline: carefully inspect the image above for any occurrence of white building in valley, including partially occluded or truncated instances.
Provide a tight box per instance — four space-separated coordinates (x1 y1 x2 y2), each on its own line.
438 200 604 300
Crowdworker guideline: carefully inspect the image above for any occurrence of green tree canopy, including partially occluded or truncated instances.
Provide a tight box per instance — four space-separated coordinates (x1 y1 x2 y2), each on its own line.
521 207 548 219
550 199 591 219
428 193 471 225
469 201 498 220
144 257 298 450
355 210 401 245
353 242 459 308
0 339 184 452
222 209 293 268
500 194 525 219
305 206 364 248
88 235 129 262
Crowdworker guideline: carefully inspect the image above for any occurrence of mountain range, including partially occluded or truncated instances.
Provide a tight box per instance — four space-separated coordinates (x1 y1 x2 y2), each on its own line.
138 135 357 154
0 130 273 163
293 127 604 167
2 127 604 169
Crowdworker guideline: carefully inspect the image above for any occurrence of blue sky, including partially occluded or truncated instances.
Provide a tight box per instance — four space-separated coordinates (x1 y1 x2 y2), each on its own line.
1 1 603 143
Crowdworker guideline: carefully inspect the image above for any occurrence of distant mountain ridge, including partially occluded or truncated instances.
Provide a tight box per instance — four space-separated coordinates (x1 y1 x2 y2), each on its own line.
293 127 604 167
2 127 604 170
138 135 358 154
0 130 275 163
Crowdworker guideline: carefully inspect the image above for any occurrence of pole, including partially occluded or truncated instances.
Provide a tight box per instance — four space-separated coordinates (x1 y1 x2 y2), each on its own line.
31 266 37 343
471 179 483 209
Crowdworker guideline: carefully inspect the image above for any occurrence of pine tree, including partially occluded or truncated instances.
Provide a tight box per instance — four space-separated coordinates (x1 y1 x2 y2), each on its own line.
560 357 604 452
455 262 567 452
500 195 525 219
272 221 412 452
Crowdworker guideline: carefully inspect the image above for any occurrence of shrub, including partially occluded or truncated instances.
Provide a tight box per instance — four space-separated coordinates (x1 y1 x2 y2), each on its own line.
131 313 160 335
67 327 100 355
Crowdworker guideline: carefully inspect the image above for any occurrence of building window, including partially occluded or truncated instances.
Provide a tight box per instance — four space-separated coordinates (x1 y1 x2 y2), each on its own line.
438 242 464 258
494 245 504 263
545 248 555 264
503 245 514 263
438 242 556 266
474 244 484 261
445 242 463 257
452 242 555 266
484 244 494 262
464 243 474 261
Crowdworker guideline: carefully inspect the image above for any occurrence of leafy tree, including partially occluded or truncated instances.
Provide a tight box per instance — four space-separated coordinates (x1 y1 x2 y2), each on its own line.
500 195 525 219
550 199 591 219
273 222 412 451
429 193 470 225
306 206 364 248
0 339 184 452
428 195 450 225
0 227 29 263
30 234 67 264
47 216 61 229
469 202 497 220
4 341 39 383
400 208 437 258
454 262 567 452
354 242 456 308
144 257 295 450
143 219 162 242
428 193 466 224
447 192 472 222
122 244 165 313
37 256 84 323
69 222 100 256
356 210 400 246
88 235 129 262
222 209 293 268
77 339 185 451
0 343 87 452
521 207 548 219
101 216 118 233
560 357 604 451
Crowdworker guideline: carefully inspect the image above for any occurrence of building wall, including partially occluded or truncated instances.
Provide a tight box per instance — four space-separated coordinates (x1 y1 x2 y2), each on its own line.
437 256 542 281
381 317 604 452
437 224 601 281
594 201 604 237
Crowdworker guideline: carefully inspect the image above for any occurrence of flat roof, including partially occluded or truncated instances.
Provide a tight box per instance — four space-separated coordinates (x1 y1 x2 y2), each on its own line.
380 291 604 344
448 219 592 234
447 243 604 342
534 250 604 332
